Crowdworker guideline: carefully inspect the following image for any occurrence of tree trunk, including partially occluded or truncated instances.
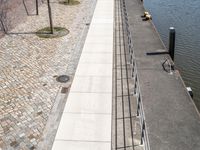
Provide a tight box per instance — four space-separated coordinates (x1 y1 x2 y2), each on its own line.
36 0 39 15
47 0 53 34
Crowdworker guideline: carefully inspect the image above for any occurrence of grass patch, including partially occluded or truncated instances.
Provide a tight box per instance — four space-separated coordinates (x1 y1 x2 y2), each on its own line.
59 0 80 5
36 27 69 38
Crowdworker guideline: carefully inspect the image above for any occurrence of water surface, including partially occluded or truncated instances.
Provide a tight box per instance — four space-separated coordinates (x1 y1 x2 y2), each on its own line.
144 0 200 109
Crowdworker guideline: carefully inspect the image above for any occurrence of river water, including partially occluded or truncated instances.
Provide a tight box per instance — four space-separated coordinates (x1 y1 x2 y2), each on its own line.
143 0 200 110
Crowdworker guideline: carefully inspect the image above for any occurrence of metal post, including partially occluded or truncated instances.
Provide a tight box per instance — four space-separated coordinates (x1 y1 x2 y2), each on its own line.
140 121 145 145
47 0 54 34
36 0 39 15
169 27 175 61
134 80 137 94
137 95 141 116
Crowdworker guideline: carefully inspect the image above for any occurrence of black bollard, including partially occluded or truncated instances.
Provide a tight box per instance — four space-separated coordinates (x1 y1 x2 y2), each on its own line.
169 27 176 61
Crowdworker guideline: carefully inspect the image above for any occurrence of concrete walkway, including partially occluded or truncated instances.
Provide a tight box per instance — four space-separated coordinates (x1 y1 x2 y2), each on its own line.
52 0 114 149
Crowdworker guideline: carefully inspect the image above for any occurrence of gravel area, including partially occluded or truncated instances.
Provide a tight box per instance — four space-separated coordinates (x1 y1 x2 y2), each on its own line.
0 0 96 149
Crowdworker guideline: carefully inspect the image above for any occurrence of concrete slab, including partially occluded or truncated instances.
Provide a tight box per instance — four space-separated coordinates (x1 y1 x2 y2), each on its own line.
87 26 113 36
52 141 110 150
75 64 112 77
55 113 111 142
89 23 113 29
93 14 113 19
82 43 113 53
63 93 112 114
85 36 113 44
92 18 113 24
70 76 112 93
79 53 112 64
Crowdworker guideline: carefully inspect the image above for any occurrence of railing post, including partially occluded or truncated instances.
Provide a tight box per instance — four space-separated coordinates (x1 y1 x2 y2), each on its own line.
137 95 140 116
134 77 137 94
141 121 145 145
169 27 176 61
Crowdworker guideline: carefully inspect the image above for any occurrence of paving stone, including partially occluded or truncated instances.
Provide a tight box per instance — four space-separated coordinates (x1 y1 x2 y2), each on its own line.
0 0 95 149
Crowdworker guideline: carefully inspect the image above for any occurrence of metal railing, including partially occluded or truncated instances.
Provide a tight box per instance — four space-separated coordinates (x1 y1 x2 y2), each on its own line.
121 0 150 149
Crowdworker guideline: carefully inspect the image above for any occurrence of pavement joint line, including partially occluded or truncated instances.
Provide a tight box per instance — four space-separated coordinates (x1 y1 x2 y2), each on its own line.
69 91 112 94
70 91 112 94
62 112 112 115
75 75 112 77
55 139 111 143
79 62 113 64
82 51 113 53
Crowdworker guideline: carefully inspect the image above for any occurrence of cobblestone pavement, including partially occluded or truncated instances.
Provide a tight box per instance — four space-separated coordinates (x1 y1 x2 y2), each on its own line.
0 0 95 149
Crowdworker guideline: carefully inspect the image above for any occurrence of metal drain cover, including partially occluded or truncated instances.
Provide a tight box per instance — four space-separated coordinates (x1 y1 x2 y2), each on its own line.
56 75 70 83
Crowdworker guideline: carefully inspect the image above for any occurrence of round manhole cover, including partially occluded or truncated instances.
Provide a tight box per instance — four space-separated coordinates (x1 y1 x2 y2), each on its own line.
56 75 70 83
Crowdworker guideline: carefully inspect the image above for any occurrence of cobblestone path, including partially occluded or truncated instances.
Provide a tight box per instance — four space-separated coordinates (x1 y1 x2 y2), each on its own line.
0 0 95 149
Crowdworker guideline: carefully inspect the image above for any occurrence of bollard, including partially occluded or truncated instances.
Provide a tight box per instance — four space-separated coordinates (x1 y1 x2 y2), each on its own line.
169 27 176 61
